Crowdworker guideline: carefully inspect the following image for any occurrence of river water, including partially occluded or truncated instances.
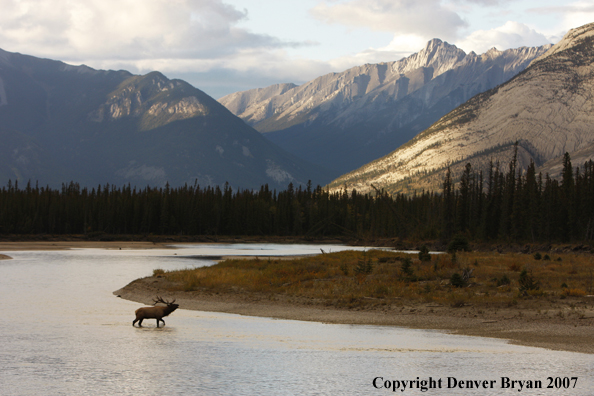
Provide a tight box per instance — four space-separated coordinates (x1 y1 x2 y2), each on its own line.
0 244 592 395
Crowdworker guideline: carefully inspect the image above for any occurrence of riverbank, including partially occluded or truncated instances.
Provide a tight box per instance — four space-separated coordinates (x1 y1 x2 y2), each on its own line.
0 240 173 251
0 236 352 251
1 235 593 254
115 275 594 354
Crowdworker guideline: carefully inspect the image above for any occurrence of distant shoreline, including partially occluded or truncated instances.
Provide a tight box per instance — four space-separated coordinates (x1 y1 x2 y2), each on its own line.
0 240 174 251
115 275 594 355
1 236 592 255
0 236 364 251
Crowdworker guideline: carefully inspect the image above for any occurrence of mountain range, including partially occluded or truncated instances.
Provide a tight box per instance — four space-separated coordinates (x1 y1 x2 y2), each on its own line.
0 48 331 190
220 40 551 176
4 22 591 195
327 23 594 195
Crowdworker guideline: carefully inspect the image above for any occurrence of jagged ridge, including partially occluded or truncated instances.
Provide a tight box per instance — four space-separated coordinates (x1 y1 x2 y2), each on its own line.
328 22 594 195
220 40 550 176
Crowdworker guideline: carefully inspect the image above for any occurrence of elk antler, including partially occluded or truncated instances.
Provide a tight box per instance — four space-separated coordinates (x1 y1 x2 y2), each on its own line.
153 296 174 305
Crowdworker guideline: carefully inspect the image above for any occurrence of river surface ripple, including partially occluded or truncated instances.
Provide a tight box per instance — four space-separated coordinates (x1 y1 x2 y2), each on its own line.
0 244 592 395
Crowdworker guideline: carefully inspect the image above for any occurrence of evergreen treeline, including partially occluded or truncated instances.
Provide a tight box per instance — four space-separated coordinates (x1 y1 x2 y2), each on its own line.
1 149 594 243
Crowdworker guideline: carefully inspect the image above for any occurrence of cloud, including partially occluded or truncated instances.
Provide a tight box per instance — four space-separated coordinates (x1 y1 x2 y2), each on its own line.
456 21 552 54
528 1 594 34
323 34 427 71
310 0 467 40
0 0 300 62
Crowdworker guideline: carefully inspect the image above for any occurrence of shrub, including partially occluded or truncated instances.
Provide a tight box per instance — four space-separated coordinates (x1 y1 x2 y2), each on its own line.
354 251 373 275
418 245 431 262
519 269 540 292
562 288 586 297
447 234 470 253
400 257 414 278
533 252 542 260
450 272 467 288
543 254 551 261
450 252 457 266
509 263 521 272
497 274 511 286
153 268 166 277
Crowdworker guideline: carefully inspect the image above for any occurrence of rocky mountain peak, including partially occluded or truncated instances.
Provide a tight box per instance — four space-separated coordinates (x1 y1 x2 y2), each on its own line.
221 38 549 177
327 22 594 196
392 38 466 77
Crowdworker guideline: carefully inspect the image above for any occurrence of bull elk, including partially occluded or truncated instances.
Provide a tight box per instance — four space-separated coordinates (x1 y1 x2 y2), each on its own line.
133 296 179 327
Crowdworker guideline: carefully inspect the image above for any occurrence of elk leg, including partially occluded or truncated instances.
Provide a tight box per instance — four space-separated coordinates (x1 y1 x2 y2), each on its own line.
132 319 137 327
137 318 143 327
156 319 160 328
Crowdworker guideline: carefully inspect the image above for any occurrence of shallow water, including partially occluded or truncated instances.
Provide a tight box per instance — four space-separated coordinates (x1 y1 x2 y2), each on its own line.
0 244 592 395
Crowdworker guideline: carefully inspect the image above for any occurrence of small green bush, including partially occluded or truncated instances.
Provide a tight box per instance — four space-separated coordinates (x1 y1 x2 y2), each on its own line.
400 257 414 278
450 272 467 288
519 269 540 292
354 251 373 275
533 252 542 260
447 234 470 253
418 245 431 262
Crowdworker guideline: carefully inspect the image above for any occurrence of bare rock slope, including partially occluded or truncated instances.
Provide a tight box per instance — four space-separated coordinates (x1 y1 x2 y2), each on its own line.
328 22 594 195
220 40 550 176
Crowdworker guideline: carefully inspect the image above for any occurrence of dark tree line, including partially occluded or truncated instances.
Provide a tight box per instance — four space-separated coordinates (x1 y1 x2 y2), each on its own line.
1 151 594 243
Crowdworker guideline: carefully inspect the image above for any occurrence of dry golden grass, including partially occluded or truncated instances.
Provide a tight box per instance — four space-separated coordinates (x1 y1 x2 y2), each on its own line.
157 250 594 309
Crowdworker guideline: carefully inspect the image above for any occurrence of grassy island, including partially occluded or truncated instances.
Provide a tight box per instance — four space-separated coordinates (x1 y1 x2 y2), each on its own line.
117 249 594 354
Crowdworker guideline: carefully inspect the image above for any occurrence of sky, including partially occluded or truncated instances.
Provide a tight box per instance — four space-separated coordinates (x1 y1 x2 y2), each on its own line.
0 0 592 99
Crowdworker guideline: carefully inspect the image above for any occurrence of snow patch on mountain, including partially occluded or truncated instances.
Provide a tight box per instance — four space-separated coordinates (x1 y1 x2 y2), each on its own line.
266 160 294 183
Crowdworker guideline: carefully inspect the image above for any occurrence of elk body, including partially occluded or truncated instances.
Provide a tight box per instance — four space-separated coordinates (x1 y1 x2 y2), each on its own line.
133 296 179 327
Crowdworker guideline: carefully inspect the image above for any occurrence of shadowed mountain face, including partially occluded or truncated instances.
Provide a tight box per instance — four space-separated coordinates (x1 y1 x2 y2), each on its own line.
220 40 551 177
0 49 331 189
327 22 594 195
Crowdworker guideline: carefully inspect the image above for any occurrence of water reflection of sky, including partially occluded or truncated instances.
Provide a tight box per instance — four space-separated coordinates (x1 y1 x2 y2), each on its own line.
0 245 592 395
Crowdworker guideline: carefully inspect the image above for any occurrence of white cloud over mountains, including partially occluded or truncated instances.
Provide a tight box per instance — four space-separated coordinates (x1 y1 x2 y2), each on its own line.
310 0 467 39
0 0 296 61
457 21 552 54
0 0 583 98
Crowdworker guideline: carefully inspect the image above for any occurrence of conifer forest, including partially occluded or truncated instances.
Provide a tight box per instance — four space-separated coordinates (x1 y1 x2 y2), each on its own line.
1 151 594 244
